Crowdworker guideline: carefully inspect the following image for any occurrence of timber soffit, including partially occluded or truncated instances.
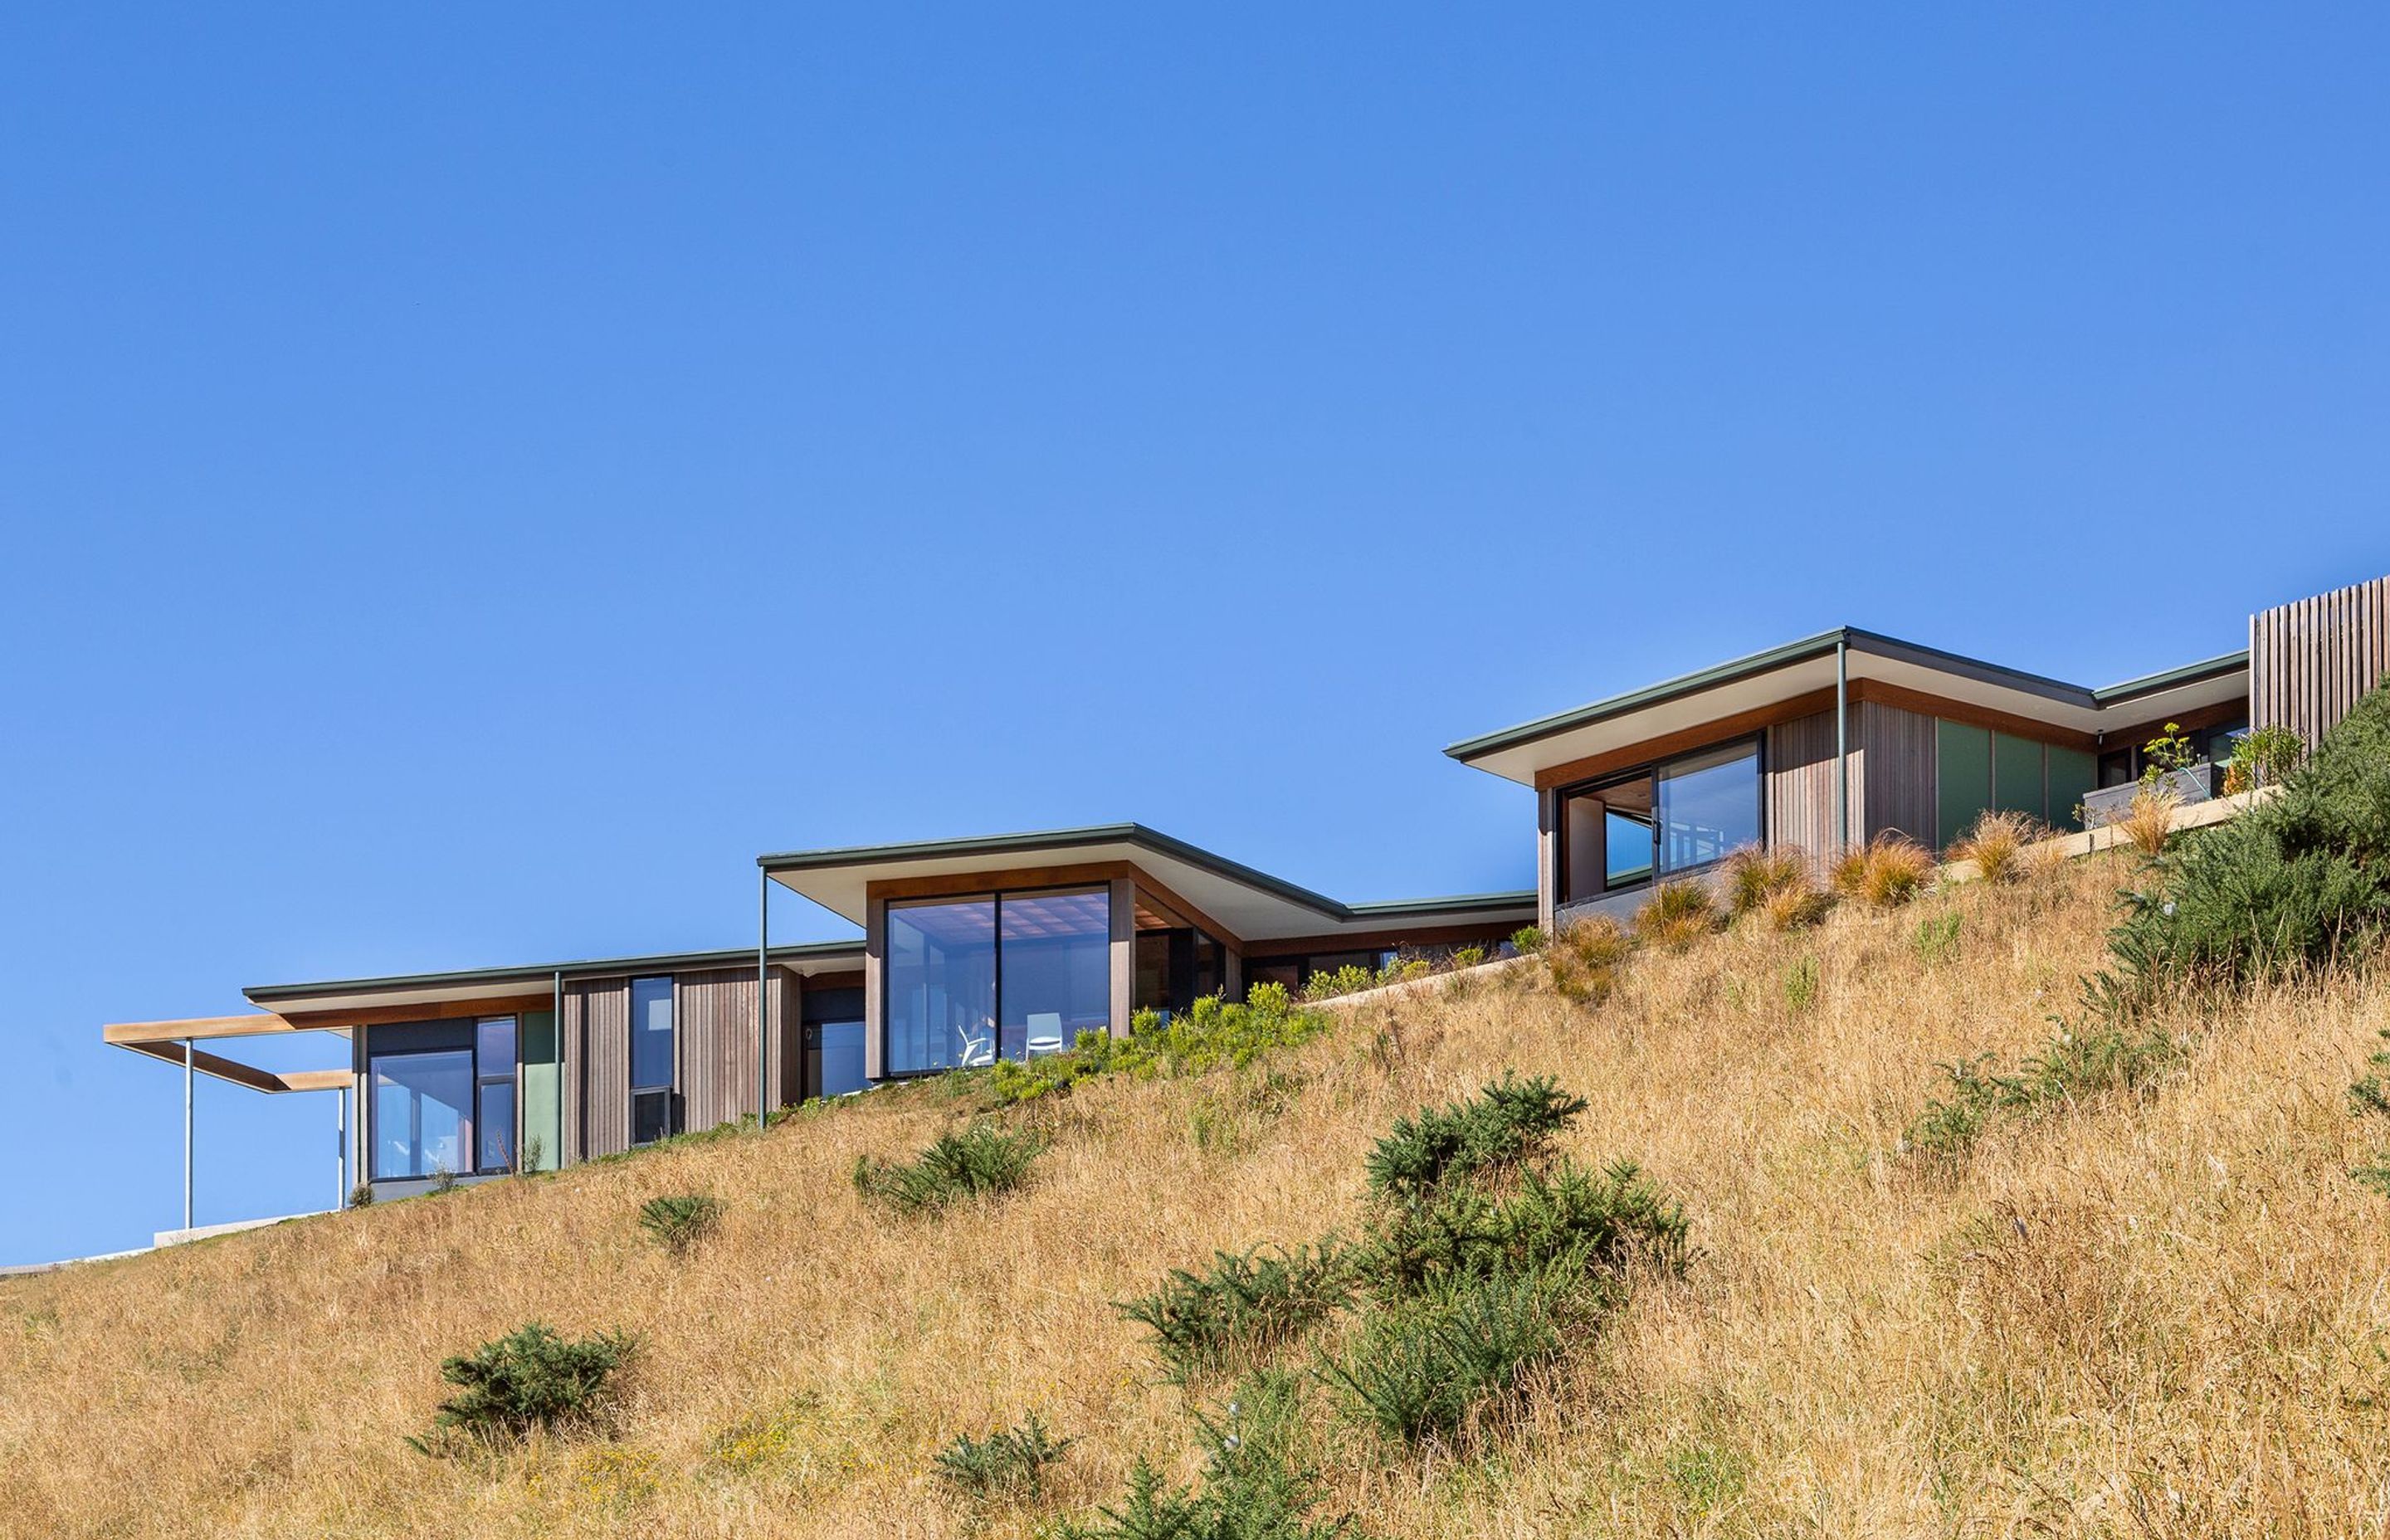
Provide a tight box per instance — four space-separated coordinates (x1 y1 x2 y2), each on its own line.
1441 626 2251 768
757 822 1533 926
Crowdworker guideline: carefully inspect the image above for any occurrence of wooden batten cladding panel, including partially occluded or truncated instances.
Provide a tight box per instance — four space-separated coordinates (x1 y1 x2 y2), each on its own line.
675 967 801 1133
1855 700 1939 846
566 978 631 1161
2252 573 2390 750
1764 710 1840 865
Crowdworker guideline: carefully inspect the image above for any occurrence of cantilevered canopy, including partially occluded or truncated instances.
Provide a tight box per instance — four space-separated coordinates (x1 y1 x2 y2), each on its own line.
242 939 867 1022
760 824 1534 946
1445 627 2250 787
102 1015 349 1094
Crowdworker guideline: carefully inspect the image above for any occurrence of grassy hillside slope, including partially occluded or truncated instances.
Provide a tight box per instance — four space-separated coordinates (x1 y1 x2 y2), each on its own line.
9 855 2390 1538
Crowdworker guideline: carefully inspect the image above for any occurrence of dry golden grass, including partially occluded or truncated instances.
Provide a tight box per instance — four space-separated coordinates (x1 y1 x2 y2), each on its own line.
1949 807 2056 885
1832 833 1938 909
8 858 2390 1538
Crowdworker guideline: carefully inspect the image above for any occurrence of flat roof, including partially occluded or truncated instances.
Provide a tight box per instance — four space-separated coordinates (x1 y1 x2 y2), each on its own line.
1444 626 2248 787
244 938 867 1017
762 823 1534 945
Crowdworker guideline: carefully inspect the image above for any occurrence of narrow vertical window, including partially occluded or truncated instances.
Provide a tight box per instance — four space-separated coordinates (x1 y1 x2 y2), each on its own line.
630 977 675 1144
475 1016 517 1173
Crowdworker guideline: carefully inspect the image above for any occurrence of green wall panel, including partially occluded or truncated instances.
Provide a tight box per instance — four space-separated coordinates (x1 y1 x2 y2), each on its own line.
1992 732 2046 821
519 1009 562 1172
2047 745 2098 831
1935 719 1992 848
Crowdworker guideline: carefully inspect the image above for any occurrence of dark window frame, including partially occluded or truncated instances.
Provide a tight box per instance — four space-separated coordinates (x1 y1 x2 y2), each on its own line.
473 1016 518 1175
628 975 676 1147
368 1017 520 1182
1554 733 1766 907
880 882 1111 1080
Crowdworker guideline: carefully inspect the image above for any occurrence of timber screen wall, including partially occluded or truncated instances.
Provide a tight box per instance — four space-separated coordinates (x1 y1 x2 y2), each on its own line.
2252 573 2390 749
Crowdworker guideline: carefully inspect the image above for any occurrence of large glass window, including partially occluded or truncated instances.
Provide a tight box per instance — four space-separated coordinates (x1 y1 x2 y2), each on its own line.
371 1049 472 1181
1655 741 1761 875
885 887 1110 1075
803 985 868 1100
1560 739 1761 904
630 976 674 1145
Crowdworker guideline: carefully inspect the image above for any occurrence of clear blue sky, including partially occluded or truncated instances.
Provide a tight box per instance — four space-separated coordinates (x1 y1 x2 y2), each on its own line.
2 6 2383 1265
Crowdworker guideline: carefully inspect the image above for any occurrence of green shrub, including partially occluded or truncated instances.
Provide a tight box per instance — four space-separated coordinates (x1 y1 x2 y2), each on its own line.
853 1123 1046 1217
1318 1271 1562 1445
1301 964 1378 1001
637 1193 723 1255
412 1323 632 1450
347 1182 374 1209
934 1413 1072 1501
1448 945 1485 970
2092 685 2390 1020
1364 1072 1589 1202
1119 1244 1353 1382
983 988 1331 1108
1510 925 1547 954
2225 724 2305 794
1066 1371 1351 1539
1904 1021 2183 1161
1354 1157 1688 1299
1914 910 1962 965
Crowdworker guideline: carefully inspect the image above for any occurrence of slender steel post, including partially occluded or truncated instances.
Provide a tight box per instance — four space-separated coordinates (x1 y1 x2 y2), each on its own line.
1834 636 1850 852
757 866 769 1132
335 1086 347 1210
182 1038 194 1232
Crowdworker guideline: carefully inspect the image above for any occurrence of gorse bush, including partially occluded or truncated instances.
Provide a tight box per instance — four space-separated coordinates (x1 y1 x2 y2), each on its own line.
1353 1157 1689 1300
1119 1244 1353 1382
1364 1073 1588 1202
852 1123 1046 1217
1319 1272 1561 1445
2094 684 2390 1020
934 1414 1072 1501
412 1323 631 1451
1065 1372 1351 1540
636 1193 722 1255
983 987 1330 1107
1904 1020 2184 1162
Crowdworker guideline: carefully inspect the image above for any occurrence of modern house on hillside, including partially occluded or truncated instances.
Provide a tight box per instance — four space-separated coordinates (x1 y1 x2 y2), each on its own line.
103 570 2390 1229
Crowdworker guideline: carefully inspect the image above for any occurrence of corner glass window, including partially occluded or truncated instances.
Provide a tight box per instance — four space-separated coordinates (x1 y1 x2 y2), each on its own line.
885 887 1110 1075
1656 740 1761 875
370 1049 472 1181
630 977 674 1145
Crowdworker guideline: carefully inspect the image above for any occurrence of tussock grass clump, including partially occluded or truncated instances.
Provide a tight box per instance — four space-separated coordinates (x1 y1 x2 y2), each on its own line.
1832 835 1935 909
411 1323 632 1451
637 1192 722 1255
851 1123 1046 1217
1546 914 1632 1002
1950 808 2050 884
1632 880 1722 951
934 1413 1072 1502
1719 845 1812 918
1364 1073 1589 1202
2118 787 2180 857
1119 1244 1353 1382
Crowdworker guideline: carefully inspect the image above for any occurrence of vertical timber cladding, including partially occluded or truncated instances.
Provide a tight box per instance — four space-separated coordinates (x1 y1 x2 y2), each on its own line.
565 978 631 1160
1855 701 1938 848
1764 710 1840 865
672 967 799 1135
2253 573 2390 750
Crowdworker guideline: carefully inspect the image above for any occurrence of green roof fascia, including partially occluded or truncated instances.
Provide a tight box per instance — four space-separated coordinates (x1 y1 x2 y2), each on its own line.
1343 891 1539 919
1444 626 2243 767
758 822 1353 920
2089 650 2249 705
245 938 866 1005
